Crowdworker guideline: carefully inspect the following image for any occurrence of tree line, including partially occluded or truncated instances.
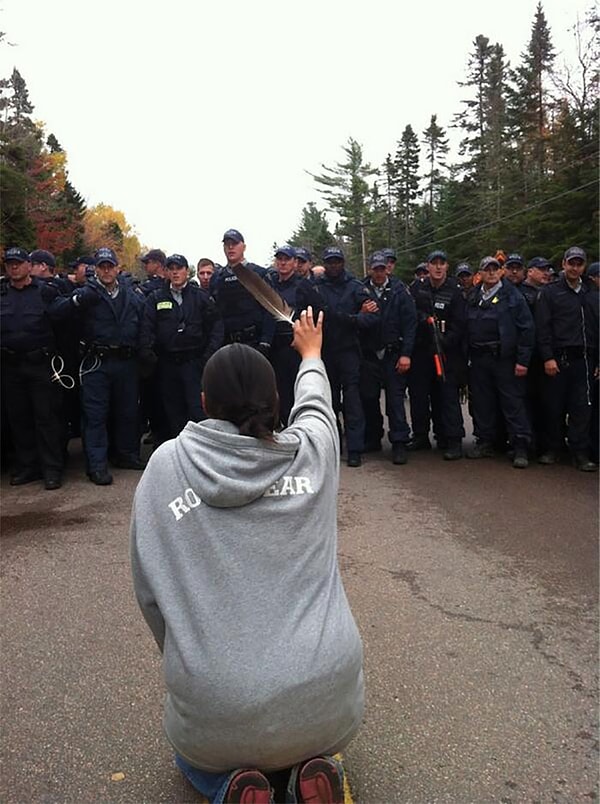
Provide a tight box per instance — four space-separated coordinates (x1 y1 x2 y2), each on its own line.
0 32 142 270
1 4 597 277
288 3 598 277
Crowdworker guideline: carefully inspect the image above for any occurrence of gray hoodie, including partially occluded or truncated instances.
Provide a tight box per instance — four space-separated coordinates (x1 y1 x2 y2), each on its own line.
130 357 364 772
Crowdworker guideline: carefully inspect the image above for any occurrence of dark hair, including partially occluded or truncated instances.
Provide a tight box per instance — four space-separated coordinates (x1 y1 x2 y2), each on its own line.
202 344 279 440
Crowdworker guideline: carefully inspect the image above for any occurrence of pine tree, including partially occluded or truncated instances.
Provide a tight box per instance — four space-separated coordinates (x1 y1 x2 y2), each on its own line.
509 3 556 181
422 114 449 209
310 138 377 271
289 201 334 258
393 125 420 246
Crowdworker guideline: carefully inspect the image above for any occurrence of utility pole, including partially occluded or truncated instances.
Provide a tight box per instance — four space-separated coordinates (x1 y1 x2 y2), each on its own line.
360 215 367 277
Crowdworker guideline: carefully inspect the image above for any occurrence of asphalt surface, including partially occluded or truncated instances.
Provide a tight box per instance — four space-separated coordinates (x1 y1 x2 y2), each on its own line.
1 436 598 803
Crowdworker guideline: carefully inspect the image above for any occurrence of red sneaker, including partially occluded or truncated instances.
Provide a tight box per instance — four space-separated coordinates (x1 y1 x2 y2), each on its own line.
297 757 344 804
224 769 273 803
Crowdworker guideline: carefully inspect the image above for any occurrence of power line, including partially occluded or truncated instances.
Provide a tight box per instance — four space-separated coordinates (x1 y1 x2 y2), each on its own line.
394 179 597 256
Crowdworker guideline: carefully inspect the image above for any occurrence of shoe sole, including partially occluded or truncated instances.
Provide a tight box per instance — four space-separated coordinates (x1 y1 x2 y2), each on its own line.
225 770 272 803
298 758 344 804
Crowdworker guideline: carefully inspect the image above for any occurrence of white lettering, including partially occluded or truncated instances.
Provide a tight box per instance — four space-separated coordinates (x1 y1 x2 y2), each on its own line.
295 476 314 494
168 497 190 521
280 476 296 496
264 483 280 497
184 488 201 508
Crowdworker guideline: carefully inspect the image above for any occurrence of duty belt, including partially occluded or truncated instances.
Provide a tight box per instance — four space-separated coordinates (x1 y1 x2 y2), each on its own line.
88 344 135 360
226 325 257 344
1 346 52 364
471 341 501 357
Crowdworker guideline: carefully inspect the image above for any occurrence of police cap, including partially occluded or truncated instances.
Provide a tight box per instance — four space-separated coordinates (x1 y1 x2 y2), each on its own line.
223 229 244 243
295 247 312 262
4 247 31 263
564 246 587 262
427 249 447 263
322 246 345 262
166 253 189 269
95 247 118 266
274 245 296 259
30 249 56 267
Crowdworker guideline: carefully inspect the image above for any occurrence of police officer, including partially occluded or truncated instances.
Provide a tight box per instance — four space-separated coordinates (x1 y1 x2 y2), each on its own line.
197 258 216 291
67 247 146 484
536 246 597 471
139 249 167 295
66 255 96 290
268 245 305 426
298 246 379 467
465 256 534 468
0 247 65 489
519 257 553 455
359 252 416 463
294 247 314 280
408 250 466 459
503 253 526 287
140 253 223 440
210 229 275 352
381 248 400 285
455 263 474 297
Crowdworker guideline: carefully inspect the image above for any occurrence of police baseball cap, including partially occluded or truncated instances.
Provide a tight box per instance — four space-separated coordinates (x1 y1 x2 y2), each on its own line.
505 253 524 267
370 252 387 268
275 245 296 258
527 257 552 270
479 256 501 271
427 249 448 263
141 248 166 266
587 262 599 277
30 249 56 268
295 247 312 262
564 246 587 262
166 253 189 268
455 263 472 276
322 246 345 261
381 248 396 260
222 229 244 243
4 247 31 262
74 255 96 266
95 247 118 266
415 262 428 275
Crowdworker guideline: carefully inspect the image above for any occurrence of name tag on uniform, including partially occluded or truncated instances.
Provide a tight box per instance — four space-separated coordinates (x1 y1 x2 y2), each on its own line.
157 301 173 310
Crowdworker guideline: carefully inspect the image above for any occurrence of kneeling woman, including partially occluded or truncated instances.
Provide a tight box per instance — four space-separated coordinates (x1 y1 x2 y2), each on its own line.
130 308 364 803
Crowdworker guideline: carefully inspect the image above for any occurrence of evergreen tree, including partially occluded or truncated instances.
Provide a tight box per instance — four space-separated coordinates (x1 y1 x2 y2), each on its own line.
310 138 377 270
393 125 420 246
455 34 493 180
422 114 449 209
289 201 334 258
509 3 556 181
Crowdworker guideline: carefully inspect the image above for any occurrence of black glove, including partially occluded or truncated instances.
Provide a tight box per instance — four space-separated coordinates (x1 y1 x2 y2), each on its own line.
72 285 98 310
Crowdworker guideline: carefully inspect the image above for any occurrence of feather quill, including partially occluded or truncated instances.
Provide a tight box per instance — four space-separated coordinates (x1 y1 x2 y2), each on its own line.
231 263 295 324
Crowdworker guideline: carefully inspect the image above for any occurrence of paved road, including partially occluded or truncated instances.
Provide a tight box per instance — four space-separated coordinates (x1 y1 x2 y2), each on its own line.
1 439 597 803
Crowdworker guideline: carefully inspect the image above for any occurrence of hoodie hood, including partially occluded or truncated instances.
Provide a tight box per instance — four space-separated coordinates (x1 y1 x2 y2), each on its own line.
171 418 301 508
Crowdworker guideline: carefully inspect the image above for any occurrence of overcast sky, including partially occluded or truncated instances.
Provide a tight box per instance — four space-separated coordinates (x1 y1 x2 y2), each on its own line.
0 0 591 266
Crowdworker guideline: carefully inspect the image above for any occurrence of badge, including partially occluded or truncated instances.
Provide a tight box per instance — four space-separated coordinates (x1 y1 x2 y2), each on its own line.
157 301 173 310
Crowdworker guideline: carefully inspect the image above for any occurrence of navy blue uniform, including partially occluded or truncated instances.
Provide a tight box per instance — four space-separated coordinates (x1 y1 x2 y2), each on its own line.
409 277 466 448
209 263 275 348
0 277 64 480
297 271 379 454
536 276 596 457
467 280 534 448
69 278 145 473
359 279 417 449
267 273 308 426
519 282 547 453
141 282 223 439
140 275 166 296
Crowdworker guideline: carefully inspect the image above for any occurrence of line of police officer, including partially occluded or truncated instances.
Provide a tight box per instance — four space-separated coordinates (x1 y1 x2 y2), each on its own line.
1 235 598 489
